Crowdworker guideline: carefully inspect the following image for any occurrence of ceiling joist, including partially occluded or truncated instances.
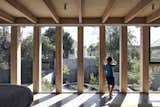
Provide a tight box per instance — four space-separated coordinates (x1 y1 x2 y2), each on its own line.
124 0 152 23
6 0 38 23
102 0 116 23
147 8 160 23
0 9 14 23
43 0 59 23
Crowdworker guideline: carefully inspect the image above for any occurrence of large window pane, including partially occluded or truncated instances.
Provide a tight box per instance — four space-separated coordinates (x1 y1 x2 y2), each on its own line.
149 66 160 91
149 26 160 92
150 27 160 62
84 26 99 92
62 26 77 92
105 26 120 91
128 26 140 91
41 27 56 92
21 26 33 89
0 26 10 83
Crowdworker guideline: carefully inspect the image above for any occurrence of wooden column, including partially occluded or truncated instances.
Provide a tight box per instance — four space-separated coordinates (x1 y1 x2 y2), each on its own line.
99 26 106 93
78 26 84 93
55 26 62 93
11 26 21 85
120 26 128 93
33 26 41 93
140 26 149 93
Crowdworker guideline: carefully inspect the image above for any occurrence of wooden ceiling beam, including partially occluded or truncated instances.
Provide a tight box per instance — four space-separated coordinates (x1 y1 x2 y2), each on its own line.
0 9 14 23
147 8 160 23
124 0 152 23
102 0 116 23
43 0 59 23
6 0 37 23
0 17 154 25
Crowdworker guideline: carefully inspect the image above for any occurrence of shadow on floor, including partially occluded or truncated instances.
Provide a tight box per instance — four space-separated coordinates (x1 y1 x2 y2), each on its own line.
138 93 153 107
49 94 78 107
108 93 126 107
32 94 56 106
32 93 157 107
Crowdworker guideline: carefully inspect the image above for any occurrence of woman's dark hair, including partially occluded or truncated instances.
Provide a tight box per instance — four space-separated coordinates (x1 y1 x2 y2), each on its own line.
107 57 112 63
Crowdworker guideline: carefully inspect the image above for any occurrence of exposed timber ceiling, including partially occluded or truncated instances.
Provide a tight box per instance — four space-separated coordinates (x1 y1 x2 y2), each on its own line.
0 0 160 25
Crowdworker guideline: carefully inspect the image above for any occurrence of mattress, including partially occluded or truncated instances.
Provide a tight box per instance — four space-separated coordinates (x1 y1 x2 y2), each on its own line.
0 84 33 107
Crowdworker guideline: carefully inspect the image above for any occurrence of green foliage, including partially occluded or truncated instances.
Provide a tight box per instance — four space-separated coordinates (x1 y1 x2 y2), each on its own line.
149 66 160 73
21 36 33 83
42 79 54 91
44 28 74 59
105 26 120 72
128 57 140 84
63 65 70 74
0 27 10 72
89 72 97 85
63 32 74 58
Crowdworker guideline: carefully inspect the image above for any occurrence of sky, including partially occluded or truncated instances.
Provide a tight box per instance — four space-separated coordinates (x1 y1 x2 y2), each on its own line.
20 26 160 46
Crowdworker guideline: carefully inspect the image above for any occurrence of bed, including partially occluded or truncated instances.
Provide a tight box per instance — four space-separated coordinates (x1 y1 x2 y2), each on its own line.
0 84 33 107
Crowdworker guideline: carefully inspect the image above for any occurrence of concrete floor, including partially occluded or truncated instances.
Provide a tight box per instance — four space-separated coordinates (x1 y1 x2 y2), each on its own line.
32 93 160 107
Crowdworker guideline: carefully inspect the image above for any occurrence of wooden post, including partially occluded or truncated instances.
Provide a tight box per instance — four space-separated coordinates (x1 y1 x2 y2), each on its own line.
140 26 149 93
78 26 84 93
99 25 106 93
55 26 62 93
33 26 41 93
120 26 128 93
11 26 21 85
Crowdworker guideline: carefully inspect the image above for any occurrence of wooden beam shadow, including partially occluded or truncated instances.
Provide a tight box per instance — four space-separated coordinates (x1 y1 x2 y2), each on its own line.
32 94 56 106
138 93 153 107
79 94 112 107
49 94 78 107
109 93 127 107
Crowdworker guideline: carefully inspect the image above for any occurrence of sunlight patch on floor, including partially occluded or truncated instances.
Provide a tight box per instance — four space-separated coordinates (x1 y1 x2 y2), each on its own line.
149 93 160 107
33 93 72 107
121 93 139 107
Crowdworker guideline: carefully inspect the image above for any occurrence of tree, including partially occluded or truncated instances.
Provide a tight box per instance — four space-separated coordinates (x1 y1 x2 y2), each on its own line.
0 27 10 83
105 26 120 72
63 32 74 58
21 36 33 83
43 28 74 59
20 27 74 84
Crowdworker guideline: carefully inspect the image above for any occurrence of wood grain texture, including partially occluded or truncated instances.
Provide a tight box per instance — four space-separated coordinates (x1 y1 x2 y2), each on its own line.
120 26 128 92
11 26 21 85
140 26 149 93
78 26 84 93
33 26 41 93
